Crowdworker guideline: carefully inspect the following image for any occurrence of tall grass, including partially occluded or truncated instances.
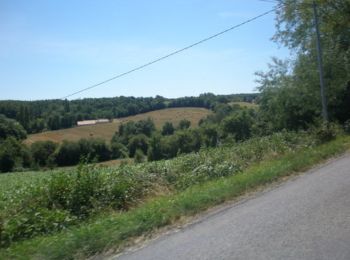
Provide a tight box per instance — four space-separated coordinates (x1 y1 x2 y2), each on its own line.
0 135 349 259
0 131 317 247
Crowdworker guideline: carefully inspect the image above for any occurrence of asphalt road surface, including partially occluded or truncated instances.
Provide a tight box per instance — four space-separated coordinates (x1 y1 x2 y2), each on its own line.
115 154 350 260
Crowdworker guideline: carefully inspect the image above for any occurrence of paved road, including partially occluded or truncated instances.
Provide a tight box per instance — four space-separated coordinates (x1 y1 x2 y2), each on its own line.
115 155 350 260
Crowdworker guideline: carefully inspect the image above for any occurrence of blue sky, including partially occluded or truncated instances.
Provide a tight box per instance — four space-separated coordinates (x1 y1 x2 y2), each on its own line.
0 0 288 100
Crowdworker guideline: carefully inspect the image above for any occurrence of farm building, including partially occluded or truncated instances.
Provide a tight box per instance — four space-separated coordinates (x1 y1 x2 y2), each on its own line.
77 119 110 126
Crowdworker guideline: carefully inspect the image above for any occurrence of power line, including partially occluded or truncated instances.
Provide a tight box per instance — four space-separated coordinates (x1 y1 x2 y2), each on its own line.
61 6 281 99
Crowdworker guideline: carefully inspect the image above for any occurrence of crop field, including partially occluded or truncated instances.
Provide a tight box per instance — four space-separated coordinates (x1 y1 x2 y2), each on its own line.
25 107 211 144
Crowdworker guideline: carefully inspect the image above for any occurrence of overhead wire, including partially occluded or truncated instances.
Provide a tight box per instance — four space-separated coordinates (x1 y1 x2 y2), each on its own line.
61 4 283 99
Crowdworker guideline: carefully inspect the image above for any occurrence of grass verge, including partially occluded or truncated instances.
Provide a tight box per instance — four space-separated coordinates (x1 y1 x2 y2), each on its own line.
1 135 349 259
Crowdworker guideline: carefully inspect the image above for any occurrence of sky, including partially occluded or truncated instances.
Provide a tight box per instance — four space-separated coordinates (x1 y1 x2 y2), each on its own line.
0 0 289 100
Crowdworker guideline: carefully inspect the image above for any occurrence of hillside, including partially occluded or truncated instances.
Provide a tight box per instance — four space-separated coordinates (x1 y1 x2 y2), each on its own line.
25 107 211 144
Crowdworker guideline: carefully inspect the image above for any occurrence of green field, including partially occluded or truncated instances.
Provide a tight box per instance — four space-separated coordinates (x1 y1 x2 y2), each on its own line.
3 132 350 260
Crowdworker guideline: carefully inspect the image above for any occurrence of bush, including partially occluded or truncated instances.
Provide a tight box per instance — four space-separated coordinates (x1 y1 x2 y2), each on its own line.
111 142 129 159
134 149 145 163
55 141 81 166
312 123 339 143
128 134 149 157
162 121 175 135
0 137 30 172
31 141 58 167
221 110 254 141
344 119 350 134
0 115 27 141
178 119 191 130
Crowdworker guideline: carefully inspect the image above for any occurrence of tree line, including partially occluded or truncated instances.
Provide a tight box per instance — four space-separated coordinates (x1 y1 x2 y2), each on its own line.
0 93 258 134
0 102 261 172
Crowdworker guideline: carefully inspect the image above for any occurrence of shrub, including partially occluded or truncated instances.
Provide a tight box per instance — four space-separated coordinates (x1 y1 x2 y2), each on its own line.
134 149 146 163
344 119 350 134
312 123 339 143
162 122 175 135
0 137 30 172
31 141 58 167
0 115 27 141
55 140 81 166
110 142 129 159
128 134 149 157
178 119 191 130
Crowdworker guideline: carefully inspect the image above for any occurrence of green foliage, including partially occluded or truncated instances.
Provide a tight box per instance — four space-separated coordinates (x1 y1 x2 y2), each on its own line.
0 137 30 173
54 140 81 166
258 0 350 130
53 138 111 166
31 141 58 167
77 138 111 162
0 93 256 133
311 122 340 143
0 131 318 246
1 136 348 259
110 142 128 159
0 115 26 141
127 134 149 157
344 120 350 134
134 149 145 163
178 119 191 130
161 121 174 135
221 110 254 141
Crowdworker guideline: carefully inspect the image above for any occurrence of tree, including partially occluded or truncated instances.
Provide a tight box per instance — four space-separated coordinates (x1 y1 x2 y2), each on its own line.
110 142 128 159
127 134 149 157
221 110 254 141
31 141 58 167
270 0 350 125
255 58 318 131
147 134 163 161
161 122 175 135
0 115 27 140
178 119 191 130
55 141 81 166
135 118 155 137
0 137 29 172
201 124 219 147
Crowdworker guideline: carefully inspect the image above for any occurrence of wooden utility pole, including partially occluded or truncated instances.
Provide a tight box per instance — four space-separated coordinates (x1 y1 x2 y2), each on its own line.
312 0 328 122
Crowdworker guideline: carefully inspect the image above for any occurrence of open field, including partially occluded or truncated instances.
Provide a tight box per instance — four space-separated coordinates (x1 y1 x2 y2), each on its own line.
25 107 211 144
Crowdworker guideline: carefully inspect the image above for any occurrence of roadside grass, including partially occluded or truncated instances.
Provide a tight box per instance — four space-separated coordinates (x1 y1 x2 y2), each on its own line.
1 135 349 260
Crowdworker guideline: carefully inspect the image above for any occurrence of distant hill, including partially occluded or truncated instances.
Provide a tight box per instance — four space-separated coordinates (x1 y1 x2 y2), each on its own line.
25 107 211 144
0 93 258 134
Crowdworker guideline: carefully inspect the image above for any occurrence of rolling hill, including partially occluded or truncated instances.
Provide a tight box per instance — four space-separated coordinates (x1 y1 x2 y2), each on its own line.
25 107 211 144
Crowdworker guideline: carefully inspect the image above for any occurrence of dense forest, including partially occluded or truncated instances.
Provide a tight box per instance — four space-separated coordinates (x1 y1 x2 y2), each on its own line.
0 93 257 133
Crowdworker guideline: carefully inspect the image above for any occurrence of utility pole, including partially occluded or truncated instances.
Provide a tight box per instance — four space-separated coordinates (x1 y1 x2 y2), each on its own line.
312 0 328 122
